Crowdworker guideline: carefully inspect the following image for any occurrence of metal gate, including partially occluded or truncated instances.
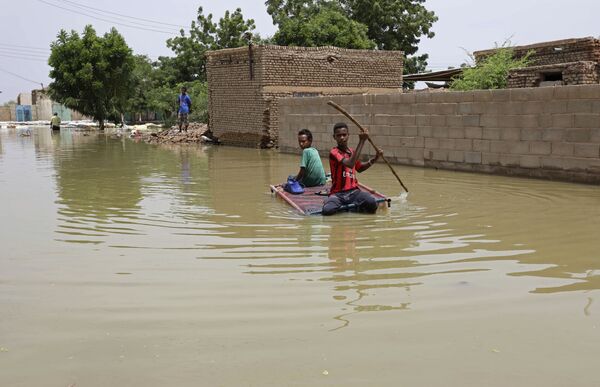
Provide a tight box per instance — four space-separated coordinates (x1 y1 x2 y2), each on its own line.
15 105 32 122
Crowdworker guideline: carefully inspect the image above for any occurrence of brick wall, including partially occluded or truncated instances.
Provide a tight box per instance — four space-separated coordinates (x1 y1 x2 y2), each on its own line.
508 62 600 88
261 45 403 88
278 85 600 184
206 45 403 147
0 106 14 121
206 46 267 147
475 37 600 67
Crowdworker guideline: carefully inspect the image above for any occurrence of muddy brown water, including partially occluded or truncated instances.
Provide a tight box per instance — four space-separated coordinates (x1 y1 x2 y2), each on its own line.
1 127 599 386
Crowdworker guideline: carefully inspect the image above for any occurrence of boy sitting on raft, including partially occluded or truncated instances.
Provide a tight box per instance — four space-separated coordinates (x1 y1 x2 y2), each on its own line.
293 128 326 187
322 122 383 216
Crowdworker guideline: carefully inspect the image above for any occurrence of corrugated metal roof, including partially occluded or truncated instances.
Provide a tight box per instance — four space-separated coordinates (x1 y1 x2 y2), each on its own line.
403 68 465 82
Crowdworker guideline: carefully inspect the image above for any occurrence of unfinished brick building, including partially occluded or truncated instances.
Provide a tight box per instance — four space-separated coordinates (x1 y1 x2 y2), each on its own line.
206 45 403 147
474 37 600 88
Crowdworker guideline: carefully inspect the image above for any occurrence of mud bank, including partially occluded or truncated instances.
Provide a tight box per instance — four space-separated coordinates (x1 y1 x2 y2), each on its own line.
144 123 218 145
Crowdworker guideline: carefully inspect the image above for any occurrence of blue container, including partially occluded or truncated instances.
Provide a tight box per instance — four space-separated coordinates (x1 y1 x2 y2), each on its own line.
16 105 32 122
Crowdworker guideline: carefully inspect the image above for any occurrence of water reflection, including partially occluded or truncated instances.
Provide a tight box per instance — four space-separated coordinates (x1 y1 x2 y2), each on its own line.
240 204 540 328
5 126 599 320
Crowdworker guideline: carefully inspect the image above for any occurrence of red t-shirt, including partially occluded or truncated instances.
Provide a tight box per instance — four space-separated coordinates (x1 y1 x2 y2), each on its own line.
329 147 364 194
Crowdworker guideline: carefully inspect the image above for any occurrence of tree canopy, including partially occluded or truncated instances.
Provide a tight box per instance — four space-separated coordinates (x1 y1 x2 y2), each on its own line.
272 3 374 48
450 47 532 91
48 25 135 129
265 0 437 78
341 0 437 54
165 6 257 83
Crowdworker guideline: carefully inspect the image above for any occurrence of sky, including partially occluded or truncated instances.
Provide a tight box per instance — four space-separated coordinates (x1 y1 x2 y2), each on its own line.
0 0 599 103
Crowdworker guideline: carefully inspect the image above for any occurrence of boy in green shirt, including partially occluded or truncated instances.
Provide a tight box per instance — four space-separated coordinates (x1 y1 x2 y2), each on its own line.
294 129 326 187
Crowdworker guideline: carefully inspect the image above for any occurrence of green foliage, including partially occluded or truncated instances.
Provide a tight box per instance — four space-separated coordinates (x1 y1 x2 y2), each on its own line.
145 84 176 126
403 53 429 89
273 3 374 48
341 0 437 54
267 0 321 25
143 81 208 126
165 7 256 83
265 0 437 52
48 25 135 129
184 81 209 124
129 55 154 114
450 47 532 91
266 0 437 80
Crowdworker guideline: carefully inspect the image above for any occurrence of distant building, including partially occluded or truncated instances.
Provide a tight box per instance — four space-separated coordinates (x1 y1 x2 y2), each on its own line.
0 89 88 122
206 45 404 147
474 37 600 88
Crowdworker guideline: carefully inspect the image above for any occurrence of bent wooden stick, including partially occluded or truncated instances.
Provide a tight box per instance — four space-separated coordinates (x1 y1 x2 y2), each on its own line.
327 100 409 193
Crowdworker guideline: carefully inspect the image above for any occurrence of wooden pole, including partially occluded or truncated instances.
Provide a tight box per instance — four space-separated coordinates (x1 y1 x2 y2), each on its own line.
327 100 409 193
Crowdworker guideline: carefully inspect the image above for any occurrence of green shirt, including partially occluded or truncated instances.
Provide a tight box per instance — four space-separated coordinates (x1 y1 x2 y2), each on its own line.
50 116 61 126
300 147 326 187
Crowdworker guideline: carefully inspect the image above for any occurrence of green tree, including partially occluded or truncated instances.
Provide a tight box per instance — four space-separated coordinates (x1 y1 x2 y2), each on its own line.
266 0 437 80
450 46 532 91
272 3 375 48
129 55 154 120
48 25 135 130
341 0 437 53
185 81 209 123
267 0 321 25
144 81 209 126
166 7 256 83
342 0 437 83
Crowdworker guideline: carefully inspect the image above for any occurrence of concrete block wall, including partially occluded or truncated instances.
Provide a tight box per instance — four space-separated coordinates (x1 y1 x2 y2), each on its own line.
278 85 600 184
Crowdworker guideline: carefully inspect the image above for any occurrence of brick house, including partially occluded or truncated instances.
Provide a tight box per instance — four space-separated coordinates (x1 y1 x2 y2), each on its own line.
206 45 403 147
474 37 600 88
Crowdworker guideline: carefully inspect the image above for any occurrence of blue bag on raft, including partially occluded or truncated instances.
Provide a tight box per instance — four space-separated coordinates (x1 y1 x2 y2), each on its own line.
283 176 304 195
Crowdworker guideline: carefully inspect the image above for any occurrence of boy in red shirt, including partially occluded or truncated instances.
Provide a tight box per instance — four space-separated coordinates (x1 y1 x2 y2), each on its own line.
322 122 383 216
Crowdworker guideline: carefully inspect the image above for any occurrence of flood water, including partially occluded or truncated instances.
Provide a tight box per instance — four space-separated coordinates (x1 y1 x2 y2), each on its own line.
1 126 599 386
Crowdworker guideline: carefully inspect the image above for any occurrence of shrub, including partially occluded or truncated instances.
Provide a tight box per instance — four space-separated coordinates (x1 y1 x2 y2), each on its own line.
451 45 532 90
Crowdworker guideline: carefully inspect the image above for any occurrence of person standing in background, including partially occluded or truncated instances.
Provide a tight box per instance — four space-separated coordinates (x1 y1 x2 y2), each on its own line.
177 86 192 133
50 112 61 131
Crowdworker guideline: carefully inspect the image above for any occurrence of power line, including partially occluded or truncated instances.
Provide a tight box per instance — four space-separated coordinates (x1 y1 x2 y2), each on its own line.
56 0 188 29
0 54 48 62
0 43 168 61
53 0 181 33
0 48 48 58
36 0 179 35
0 66 43 85
0 43 50 52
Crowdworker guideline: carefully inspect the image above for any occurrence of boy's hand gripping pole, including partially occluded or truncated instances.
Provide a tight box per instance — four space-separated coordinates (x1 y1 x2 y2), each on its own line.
327 100 409 193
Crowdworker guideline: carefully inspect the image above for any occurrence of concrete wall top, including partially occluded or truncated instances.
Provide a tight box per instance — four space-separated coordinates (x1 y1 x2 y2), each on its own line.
280 84 600 108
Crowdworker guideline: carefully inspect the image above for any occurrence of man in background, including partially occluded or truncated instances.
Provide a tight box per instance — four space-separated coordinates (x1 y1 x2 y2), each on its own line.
177 86 192 133
50 112 61 131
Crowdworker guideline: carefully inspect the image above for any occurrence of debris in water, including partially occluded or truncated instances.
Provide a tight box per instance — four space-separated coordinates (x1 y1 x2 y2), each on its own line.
491 348 500 353
322 370 329 376
0 347 8 352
